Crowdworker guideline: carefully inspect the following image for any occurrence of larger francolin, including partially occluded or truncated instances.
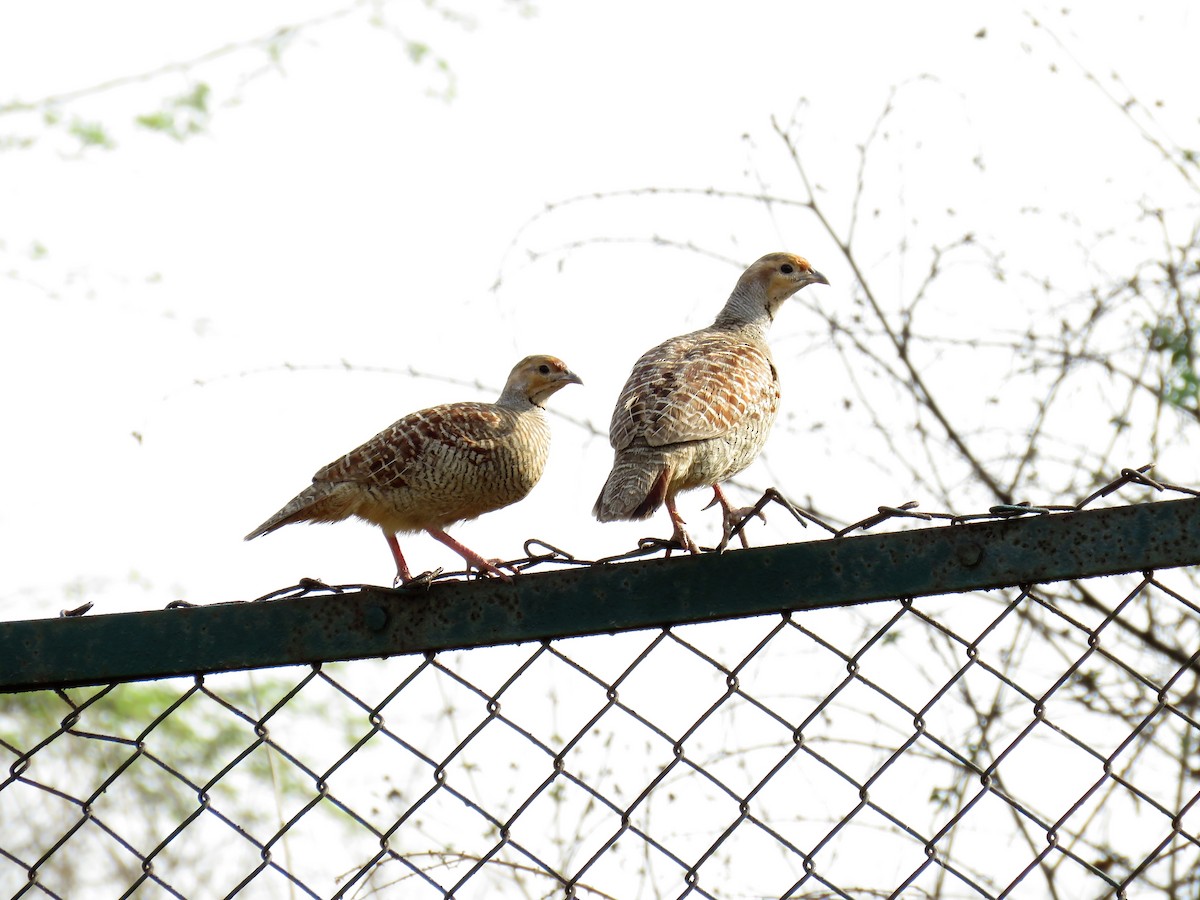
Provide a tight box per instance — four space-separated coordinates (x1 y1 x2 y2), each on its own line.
593 252 827 552
246 355 582 583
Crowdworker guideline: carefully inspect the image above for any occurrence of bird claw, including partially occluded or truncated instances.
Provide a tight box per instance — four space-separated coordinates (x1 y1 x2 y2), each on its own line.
637 537 679 554
455 555 516 582
662 498 702 556
668 526 702 556
721 504 767 548
637 534 703 557
710 486 758 552
471 558 515 583
718 487 811 551
729 505 768 527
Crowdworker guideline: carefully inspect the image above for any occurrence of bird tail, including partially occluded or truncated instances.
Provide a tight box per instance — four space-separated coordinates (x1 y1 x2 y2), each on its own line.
244 483 355 541
593 455 671 522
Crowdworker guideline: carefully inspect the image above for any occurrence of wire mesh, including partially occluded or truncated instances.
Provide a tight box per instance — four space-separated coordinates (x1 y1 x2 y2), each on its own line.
4 471 1200 898
4 574 1199 897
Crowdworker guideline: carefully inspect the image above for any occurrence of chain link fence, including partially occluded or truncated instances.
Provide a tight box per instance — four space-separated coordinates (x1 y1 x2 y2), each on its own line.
4 472 1200 899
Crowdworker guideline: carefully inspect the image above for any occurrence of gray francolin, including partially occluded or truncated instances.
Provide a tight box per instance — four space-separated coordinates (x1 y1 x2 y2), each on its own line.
246 355 582 584
593 252 828 553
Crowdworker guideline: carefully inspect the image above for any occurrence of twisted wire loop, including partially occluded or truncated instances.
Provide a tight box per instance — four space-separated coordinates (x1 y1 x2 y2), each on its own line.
235 461 1186 599
4 465 1199 897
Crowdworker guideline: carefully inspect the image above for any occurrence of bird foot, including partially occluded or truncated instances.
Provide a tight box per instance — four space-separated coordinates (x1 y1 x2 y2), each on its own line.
716 487 810 551
639 530 702 557
468 557 516 582
426 528 515 582
667 524 702 556
706 491 768 551
708 485 762 551
663 497 702 556
722 505 767 552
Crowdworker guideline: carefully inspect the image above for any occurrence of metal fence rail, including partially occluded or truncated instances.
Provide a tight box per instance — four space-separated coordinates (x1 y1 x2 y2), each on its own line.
3 488 1200 898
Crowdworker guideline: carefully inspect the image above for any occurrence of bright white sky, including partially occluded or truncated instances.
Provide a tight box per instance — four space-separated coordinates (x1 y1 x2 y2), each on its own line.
1 1 1196 620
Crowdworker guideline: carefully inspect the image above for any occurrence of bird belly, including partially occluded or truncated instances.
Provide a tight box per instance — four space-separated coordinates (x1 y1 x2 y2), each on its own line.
351 442 547 533
695 428 768 486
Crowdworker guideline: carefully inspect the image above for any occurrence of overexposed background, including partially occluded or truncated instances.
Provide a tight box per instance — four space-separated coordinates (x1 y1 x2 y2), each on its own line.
2 1 1196 619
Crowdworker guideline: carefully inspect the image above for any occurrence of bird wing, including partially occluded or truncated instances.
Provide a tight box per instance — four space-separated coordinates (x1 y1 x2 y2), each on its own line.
608 330 778 450
313 402 514 490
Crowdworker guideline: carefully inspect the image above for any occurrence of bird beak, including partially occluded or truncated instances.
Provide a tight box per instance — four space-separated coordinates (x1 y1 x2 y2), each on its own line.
807 269 830 287
563 370 584 386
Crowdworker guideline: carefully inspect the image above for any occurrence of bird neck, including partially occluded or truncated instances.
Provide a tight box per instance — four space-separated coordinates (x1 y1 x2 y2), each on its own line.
712 284 774 336
497 388 544 411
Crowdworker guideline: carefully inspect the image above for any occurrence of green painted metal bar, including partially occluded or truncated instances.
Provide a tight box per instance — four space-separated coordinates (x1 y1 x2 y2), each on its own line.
4 497 1200 692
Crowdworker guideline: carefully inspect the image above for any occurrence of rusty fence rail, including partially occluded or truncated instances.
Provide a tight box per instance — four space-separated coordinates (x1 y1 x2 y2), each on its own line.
3 481 1200 898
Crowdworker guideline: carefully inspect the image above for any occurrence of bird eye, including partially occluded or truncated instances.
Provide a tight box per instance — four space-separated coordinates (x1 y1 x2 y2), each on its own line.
538 364 551 375
780 264 795 274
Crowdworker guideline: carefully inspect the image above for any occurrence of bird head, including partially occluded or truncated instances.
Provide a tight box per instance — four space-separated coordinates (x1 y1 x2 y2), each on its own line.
753 251 829 315
503 355 583 407
719 252 829 327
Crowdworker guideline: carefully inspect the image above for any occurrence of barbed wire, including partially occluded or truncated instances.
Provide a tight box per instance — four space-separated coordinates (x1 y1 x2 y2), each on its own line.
177 462 1193 609
48 462 1197 618
10 467 1200 898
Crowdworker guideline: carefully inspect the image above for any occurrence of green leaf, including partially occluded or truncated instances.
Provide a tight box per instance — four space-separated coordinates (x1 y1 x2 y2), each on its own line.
68 118 115 149
135 111 176 133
